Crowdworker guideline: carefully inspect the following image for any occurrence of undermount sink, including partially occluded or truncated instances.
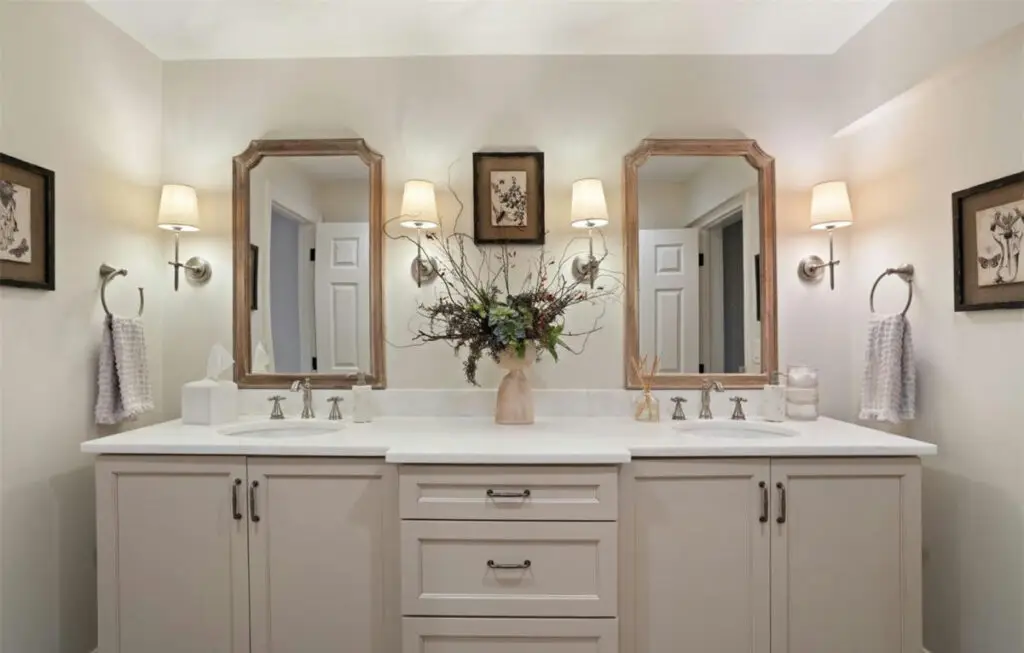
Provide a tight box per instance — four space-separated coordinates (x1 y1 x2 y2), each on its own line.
218 420 343 438
674 420 797 439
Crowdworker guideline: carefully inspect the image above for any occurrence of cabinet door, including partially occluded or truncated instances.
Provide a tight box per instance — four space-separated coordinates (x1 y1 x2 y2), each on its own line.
96 456 250 653
622 460 770 653
770 458 922 653
247 458 398 653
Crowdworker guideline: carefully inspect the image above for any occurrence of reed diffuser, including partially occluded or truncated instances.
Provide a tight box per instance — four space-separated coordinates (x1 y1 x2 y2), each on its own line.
632 355 660 422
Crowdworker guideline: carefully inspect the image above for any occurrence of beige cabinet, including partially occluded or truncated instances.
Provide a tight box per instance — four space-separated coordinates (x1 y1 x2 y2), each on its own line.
97 455 922 653
770 458 922 653
96 456 251 653
622 457 922 653
248 459 398 653
622 459 771 653
97 456 397 653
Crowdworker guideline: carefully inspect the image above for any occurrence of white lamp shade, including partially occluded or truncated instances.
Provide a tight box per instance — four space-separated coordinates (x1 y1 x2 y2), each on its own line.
570 178 609 228
157 184 200 231
810 181 853 230
399 180 439 229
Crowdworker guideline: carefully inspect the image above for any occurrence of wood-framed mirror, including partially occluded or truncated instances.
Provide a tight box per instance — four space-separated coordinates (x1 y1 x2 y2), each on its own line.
624 139 777 389
232 138 386 388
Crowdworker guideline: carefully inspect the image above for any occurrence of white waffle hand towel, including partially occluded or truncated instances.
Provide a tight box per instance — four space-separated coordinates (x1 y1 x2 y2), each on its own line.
859 314 915 424
95 316 154 425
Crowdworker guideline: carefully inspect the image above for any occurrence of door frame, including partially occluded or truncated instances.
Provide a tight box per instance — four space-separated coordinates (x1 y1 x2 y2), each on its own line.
694 195 744 373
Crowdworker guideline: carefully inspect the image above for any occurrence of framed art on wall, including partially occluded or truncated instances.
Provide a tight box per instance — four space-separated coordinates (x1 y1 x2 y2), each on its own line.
0 153 55 290
472 151 545 245
952 170 1024 311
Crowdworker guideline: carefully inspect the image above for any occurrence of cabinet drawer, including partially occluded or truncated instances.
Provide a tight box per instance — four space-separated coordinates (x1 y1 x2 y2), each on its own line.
402 618 617 653
401 520 617 617
399 465 618 521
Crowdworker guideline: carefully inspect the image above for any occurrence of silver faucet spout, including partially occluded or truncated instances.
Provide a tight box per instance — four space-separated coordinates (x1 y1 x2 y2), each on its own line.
699 379 725 419
290 377 315 419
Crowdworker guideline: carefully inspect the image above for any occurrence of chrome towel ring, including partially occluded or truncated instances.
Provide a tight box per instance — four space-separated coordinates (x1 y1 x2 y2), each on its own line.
869 264 914 316
99 263 144 318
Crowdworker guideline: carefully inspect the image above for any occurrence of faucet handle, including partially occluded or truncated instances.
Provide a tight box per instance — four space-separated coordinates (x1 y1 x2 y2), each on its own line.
670 396 687 421
729 396 748 421
268 395 286 420
327 396 344 421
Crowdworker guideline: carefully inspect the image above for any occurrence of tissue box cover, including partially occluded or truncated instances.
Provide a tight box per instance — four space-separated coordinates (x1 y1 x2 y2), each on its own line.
182 379 238 425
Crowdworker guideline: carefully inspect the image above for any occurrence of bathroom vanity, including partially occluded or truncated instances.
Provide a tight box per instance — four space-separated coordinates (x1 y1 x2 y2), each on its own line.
83 417 935 653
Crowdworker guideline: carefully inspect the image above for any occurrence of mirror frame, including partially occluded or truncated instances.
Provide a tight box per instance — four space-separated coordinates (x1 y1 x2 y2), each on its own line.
232 138 386 388
623 138 777 389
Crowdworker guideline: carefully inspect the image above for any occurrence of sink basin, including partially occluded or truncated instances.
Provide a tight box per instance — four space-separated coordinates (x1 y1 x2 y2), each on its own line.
674 420 797 439
218 420 342 438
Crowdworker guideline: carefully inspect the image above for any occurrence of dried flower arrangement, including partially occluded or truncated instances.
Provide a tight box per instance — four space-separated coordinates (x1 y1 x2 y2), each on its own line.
386 168 618 386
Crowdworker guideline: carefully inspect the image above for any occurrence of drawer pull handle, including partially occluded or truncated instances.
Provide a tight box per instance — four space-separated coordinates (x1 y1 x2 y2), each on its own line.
758 481 768 523
232 479 243 521
487 559 531 570
250 481 260 523
776 482 787 525
486 489 531 499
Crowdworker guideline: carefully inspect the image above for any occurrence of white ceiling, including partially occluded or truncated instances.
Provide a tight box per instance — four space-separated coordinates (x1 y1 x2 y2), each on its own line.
279 156 370 181
85 0 894 60
639 156 712 181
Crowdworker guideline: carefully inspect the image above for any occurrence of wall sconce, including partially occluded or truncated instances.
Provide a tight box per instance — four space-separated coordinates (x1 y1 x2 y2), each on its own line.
400 180 439 288
570 178 609 288
798 180 854 290
157 184 211 291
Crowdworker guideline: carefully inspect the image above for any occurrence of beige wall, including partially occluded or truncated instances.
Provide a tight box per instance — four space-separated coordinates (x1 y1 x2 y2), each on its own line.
159 55 857 399
0 3 165 651
841 28 1024 653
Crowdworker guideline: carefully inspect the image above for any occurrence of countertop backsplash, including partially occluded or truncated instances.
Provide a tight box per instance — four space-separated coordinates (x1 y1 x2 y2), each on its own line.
239 388 766 419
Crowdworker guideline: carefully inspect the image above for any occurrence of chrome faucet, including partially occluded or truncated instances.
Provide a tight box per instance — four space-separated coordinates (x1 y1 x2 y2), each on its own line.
699 379 725 419
290 377 315 419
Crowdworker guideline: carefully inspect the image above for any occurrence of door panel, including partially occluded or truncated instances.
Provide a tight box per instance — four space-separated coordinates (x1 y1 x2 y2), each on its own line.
96 456 250 653
315 222 370 374
247 458 398 653
623 460 770 653
770 458 922 653
639 228 700 372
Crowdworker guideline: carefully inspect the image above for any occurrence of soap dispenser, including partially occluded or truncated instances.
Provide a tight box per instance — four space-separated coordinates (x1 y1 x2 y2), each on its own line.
761 371 786 423
351 370 373 423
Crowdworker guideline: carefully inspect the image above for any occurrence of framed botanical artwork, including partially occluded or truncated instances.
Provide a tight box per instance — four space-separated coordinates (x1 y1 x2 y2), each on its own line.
472 151 545 245
0 153 55 290
952 170 1024 311
249 243 259 311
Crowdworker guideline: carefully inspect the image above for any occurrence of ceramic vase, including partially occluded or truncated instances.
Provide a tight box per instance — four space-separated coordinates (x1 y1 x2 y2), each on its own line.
495 344 536 425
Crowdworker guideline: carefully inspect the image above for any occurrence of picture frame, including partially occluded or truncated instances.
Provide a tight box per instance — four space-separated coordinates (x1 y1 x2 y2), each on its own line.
952 170 1024 311
472 151 545 245
0 153 55 290
249 243 259 311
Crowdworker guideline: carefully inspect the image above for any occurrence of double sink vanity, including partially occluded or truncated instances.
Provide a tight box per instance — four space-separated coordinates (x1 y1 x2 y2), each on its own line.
84 413 934 653
82 136 936 653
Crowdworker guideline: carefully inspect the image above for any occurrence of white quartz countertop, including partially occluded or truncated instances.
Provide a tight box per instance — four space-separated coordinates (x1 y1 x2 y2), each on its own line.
80 416 937 463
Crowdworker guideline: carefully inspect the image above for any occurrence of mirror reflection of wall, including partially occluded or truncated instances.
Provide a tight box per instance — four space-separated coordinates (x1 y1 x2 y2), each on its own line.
249 155 371 376
637 155 760 375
